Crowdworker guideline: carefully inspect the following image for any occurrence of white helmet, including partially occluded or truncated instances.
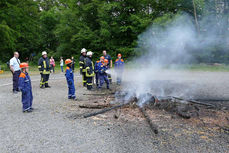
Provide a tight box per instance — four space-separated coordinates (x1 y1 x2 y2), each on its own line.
87 51 93 56
81 48 87 54
42 51 47 56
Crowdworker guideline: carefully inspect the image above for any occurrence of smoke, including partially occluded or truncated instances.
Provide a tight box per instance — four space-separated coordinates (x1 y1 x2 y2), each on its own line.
115 13 229 106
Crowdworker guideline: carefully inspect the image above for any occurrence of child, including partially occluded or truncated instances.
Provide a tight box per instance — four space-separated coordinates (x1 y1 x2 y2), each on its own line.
114 53 124 85
18 63 33 113
98 59 110 89
94 56 104 88
65 59 77 100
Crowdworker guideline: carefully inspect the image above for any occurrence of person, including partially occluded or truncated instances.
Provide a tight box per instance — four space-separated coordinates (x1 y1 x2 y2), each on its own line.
98 59 110 89
18 63 33 113
79 48 87 87
65 59 77 100
114 53 125 85
10 52 21 93
60 57 64 73
50 56 55 73
103 50 112 84
85 51 95 90
38 51 51 88
71 56 75 72
94 56 104 88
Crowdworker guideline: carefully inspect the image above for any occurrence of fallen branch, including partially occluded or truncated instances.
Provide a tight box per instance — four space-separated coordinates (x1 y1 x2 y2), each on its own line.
139 107 158 134
79 103 111 109
83 102 130 118
172 97 215 108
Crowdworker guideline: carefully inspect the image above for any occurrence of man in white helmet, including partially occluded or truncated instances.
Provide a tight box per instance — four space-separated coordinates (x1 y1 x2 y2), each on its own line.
85 51 94 90
38 51 51 88
79 48 87 87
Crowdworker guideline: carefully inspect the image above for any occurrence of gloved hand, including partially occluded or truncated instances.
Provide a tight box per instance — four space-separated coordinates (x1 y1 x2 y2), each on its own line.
87 69 91 75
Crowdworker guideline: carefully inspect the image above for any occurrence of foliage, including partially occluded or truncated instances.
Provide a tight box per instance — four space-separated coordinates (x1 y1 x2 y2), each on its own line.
0 0 228 63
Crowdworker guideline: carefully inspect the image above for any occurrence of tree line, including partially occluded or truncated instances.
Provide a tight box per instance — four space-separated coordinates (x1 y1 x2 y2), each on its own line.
0 0 228 64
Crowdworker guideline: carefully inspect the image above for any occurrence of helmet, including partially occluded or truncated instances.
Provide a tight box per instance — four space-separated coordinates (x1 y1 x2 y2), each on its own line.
104 59 108 63
100 56 105 60
20 63 29 68
81 48 87 54
42 51 47 56
87 51 93 56
65 59 72 65
118 53 122 57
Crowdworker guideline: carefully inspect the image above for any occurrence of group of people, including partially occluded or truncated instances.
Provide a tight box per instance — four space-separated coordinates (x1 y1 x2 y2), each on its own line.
79 49 124 91
9 49 124 113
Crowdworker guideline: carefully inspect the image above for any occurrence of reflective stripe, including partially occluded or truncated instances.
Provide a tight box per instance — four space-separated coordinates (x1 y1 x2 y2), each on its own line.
87 83 93 85
79 61 84 64
80 66 83 69
38 66 41 68
43 61 46 69
43 70 50 74
82 69 86 72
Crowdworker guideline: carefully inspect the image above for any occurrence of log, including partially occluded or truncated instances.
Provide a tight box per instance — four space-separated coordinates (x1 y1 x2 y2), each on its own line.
79 103 111 109
83 102 130 118
139 107 158 134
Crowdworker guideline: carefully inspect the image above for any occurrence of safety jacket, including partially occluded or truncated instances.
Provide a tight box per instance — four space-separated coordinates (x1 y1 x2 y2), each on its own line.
79 55 86 72
99 63 108 75
65 66 74 86
114 59 124 70
38 57 50 74
94 61 100 73
85 57 95 77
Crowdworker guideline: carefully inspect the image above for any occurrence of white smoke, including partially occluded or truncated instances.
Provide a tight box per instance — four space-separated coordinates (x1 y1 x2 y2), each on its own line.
116 13 229 106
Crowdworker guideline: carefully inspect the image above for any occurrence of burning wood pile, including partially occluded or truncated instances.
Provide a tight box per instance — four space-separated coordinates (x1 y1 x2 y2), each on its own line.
78 91 229 135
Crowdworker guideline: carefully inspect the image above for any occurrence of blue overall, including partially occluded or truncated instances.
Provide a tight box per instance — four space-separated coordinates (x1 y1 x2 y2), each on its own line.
65 66 76 99
94 61 100 87
98 64 109 89
18 72 33 111
114 59 124 84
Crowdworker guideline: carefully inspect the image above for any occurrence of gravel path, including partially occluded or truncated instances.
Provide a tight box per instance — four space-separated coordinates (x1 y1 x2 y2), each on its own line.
0 72 228 153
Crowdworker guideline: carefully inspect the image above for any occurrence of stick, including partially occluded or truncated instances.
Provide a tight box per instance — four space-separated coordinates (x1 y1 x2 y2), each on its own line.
139 107 158 134
83 103 129 118
172 97 215 107
79 103 111 109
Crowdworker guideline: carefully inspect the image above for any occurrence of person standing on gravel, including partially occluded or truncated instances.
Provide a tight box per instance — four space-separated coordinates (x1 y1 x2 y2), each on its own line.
38 51 51 88
79 48 87 87
10 52 21 94
60 57 64 73
85 51 95 90
18 63 33 113
103 50 112 84
50 56 55 73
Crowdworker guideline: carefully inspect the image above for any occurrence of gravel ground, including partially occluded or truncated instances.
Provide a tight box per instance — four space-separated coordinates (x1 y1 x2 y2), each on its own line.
0 71 228 153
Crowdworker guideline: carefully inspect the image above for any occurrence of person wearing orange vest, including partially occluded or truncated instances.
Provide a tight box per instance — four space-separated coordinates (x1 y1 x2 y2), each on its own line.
18 63 33 113
94 56 104 87
65 59 77 100
114 53 124 85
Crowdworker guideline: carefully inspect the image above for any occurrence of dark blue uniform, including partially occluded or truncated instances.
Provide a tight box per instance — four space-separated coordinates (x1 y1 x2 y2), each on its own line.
65 66 76 99
94 61 100 87
38 57 50 88
114 59 124 85
98 63 109 89
85 57 95 90
18 72 33 111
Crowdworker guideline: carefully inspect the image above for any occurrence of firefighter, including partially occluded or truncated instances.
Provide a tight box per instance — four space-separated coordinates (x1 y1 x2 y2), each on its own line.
65 59 77 100
103 50 112 84
94 56 104 87
98 59 110 89
114 53 124 85
18 63 33 113
79 48 87 87
38 51 51 88
85 51 95 90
